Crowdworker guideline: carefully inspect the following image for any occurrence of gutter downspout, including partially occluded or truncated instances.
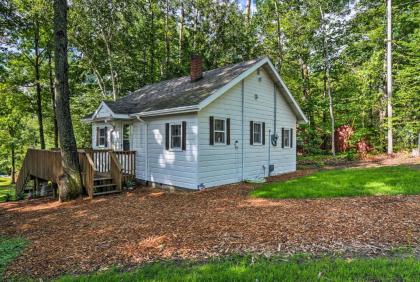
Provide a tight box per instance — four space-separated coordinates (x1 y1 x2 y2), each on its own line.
274 85 277 138
268 129 271 177
241 79 245 181
136 116 148 183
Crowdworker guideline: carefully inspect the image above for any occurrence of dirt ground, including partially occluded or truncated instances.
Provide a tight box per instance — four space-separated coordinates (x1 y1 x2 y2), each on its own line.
1 154 419 279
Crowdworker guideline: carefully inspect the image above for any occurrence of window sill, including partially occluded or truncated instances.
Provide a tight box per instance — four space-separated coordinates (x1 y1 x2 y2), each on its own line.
213 143 227 146
252 143 264 146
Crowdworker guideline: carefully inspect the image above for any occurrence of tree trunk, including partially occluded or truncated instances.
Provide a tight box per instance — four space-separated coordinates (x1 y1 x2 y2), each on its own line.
179 2 184 66
164 0 170 78
11 142 15 184
320 7 335 156
54 0 82 201
48 50 59 148
274 1 283 73
102 30 117 100
245 0 251 23
322 73 328 151
327 73 335 156
299 58 314 127
34 20 45 149
149 0 155 83
386 0 393 154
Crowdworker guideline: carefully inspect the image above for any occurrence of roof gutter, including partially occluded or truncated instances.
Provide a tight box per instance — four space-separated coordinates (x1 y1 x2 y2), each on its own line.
82 114 132 123
131 105 200 118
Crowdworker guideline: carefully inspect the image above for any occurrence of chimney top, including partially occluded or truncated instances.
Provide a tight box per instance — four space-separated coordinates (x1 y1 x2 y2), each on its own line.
190 55 203 82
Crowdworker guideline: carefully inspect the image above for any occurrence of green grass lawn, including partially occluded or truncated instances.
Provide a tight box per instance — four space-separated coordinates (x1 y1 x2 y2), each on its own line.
0 236 27 277
251 165 420 199
57 255 420 282
0 177 15 202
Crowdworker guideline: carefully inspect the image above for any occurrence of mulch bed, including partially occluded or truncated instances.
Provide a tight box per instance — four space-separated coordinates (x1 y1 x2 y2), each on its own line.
1 159 419 279
298 152 420 170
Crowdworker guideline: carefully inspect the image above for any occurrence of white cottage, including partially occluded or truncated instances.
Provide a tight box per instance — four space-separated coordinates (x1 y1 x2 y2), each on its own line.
83 56 308 190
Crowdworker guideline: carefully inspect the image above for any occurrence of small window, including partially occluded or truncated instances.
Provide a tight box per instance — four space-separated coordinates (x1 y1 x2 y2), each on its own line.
283 129 291 148
170 124 182 149
123 124 130 151
214 118 226 144
99 127 107 147
253 122 263 145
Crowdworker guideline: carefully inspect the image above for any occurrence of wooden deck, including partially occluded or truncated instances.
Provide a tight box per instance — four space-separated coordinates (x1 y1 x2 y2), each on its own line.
15 149 136 198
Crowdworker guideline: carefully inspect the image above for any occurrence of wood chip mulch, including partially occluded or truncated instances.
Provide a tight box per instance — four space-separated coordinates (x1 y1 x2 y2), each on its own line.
1 164 419 279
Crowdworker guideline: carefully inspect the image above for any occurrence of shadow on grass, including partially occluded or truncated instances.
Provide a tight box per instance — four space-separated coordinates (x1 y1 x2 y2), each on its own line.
0 236 27 277
57 254 420 282
251 165 420 199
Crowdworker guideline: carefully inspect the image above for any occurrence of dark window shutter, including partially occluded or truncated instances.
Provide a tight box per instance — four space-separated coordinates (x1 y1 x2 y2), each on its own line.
96 127 99 147
281 127 285 148
226 118 231 145
290 128 293 148
165 123 170 150
250 121 254 145
104 127 108 147
262 122 266 145
209 116 214 145
182 121 187 150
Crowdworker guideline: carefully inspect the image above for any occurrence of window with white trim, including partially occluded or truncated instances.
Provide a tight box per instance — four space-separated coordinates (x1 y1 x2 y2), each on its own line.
98 127 107 147
253 122 263 145
214 118 226 144
283 129 291 148
170 123 182 149
123 124 131 150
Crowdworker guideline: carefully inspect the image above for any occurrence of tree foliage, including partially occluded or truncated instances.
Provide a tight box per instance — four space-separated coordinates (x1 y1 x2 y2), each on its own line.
0 0 419 174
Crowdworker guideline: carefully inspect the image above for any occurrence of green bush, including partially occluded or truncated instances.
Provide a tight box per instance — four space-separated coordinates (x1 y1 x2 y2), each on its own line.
346 149 356 161
4 193 12 202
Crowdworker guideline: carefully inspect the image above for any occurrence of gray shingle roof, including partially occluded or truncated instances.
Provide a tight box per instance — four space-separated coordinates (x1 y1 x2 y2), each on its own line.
99 57 264 116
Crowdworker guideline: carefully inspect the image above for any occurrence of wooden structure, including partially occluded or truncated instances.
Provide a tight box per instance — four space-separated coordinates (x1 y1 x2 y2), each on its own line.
16 149 136 198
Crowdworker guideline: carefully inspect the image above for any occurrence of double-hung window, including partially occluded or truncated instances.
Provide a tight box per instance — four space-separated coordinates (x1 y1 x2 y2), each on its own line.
283 128 291 148
170 123 182 149
253 122 263 145
98 127 107 147
123 124 131 151
214 118 226 144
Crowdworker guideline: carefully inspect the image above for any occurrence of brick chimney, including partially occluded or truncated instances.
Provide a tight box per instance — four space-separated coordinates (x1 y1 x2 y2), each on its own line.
190 55 203 82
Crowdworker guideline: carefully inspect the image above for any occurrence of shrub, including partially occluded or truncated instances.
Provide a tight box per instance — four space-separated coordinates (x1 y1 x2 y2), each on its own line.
4 193 12 202
346 150 356 161
16 192 25 201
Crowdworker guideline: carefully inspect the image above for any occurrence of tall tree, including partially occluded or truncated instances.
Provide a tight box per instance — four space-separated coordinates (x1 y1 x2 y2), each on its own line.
54 0 82 201
319 5 336 156
386 0 393 154
34 18 46 149
48 49 59 148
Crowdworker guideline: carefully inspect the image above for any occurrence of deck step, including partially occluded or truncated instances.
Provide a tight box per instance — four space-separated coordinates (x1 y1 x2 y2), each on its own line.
93 190 121 196
93 183 117 189
94 177 113 181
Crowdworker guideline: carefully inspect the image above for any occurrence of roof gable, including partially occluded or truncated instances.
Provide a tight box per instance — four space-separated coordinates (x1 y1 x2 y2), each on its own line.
198 58 308 123
85 57 307 124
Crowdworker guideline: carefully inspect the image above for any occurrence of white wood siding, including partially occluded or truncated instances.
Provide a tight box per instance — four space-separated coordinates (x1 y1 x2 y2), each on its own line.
131 114 199 189
92 121 123 150
90 68 297 190
197 68 297 188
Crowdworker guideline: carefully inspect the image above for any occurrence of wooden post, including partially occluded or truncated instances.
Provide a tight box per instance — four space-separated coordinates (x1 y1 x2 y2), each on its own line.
34 177 39 197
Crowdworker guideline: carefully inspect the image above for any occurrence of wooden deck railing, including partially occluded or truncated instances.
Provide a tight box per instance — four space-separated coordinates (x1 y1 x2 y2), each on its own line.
15 148 136 197
88 150 135 176
115 151 136 176
110 152 123 191
79 150 96 198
